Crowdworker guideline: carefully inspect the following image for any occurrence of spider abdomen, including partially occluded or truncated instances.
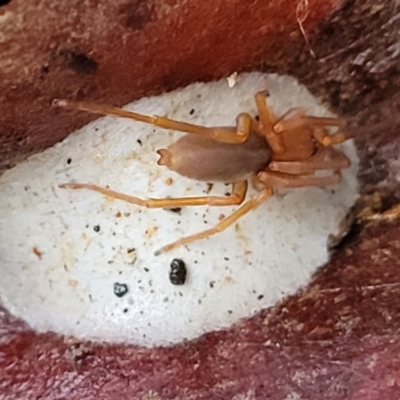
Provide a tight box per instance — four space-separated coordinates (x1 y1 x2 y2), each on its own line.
158 131 271 182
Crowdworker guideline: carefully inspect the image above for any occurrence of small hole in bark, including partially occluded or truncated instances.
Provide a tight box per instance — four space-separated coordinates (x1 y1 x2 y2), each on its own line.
63 50 98 75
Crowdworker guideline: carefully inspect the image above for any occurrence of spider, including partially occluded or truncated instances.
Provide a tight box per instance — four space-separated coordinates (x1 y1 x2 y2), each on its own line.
54 91 351 255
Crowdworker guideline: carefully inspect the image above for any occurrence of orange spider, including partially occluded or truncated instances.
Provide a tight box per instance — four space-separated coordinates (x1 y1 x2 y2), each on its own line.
54 91 350 255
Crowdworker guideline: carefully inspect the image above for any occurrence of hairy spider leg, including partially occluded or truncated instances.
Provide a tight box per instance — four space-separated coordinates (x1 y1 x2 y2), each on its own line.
53 99 254 144
59 181 248 207
154 187 273 255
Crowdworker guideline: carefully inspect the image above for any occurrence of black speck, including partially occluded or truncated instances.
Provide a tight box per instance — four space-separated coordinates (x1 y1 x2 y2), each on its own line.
164 207 182 214
137 139 143 146
143 267 149 272
189 108 195 115
114 282 129 297
169 258 187 285
94 128 99 132
258 294 264 300
93 225 100 232
224 192 230 197
67 158 72 165
127 247 136 254
209 281 215 288
255 115 260 121
227 310 233 314
224 257 230 261
123 308 129 313
107 260 114 264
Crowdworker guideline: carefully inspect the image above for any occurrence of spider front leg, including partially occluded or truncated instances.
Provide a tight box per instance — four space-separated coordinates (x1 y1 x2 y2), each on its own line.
273 109 348 147
53 99 254 144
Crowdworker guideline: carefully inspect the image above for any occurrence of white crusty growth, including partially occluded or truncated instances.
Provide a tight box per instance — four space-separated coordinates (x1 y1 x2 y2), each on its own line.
0 73 359 347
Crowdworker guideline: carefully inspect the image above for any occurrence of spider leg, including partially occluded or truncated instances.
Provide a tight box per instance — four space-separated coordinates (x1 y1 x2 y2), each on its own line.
257 169 341 188
53 99 254 144
312 127 347 146
59 181 248 207
254 91 284 154
268 146 350 174
273 111 347 146
154 187 273 255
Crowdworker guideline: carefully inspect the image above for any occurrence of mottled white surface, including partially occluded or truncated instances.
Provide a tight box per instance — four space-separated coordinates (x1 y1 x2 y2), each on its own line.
0 73 359 347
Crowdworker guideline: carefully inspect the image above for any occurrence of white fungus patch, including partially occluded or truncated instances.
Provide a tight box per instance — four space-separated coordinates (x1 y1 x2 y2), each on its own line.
0 73 359 347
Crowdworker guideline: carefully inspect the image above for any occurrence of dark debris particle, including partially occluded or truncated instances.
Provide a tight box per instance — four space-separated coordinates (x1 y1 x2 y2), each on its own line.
164 207 182 214
67 158 72 165
123 308 129 313
189 108 195 115
127 247 136 254
93 225 100 232
258 294 264 300
137 139 143 146
169 258 187 285
224 257 230 261
113 282 129 298
209 281 215 288
143 267 149 272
